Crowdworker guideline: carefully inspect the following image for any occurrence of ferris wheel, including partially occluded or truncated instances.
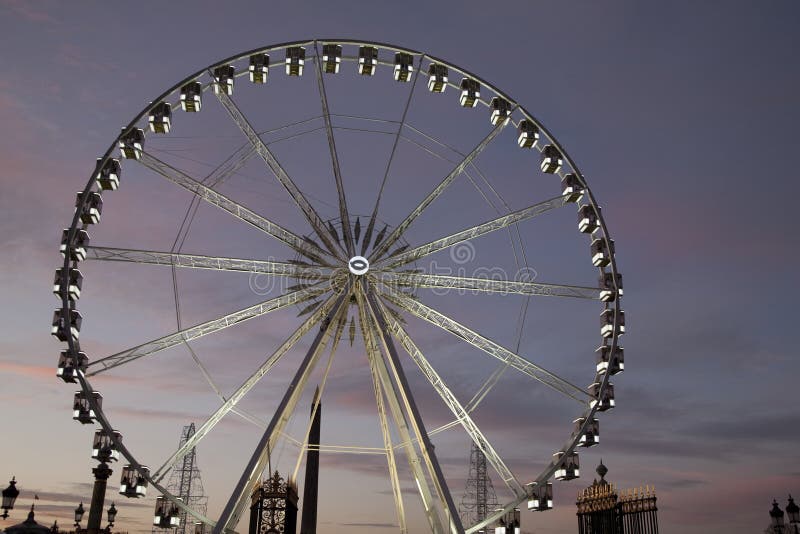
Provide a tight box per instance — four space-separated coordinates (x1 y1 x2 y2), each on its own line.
53 39 624 534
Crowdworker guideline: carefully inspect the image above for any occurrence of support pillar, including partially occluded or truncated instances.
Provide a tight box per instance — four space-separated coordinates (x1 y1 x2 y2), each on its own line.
365 291 464 534
300 388 322 534
87 462 112 534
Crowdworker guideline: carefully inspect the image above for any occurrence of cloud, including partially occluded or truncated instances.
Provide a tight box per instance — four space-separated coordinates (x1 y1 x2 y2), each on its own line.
320 452 389 479
0 0 60 24
660 478 708 489
0 361 54 380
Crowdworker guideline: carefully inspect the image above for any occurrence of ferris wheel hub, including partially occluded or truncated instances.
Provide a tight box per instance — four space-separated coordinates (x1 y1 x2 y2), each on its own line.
348 256 369 275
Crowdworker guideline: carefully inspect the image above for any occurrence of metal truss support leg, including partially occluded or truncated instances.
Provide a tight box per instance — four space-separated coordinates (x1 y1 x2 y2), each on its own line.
355 286 443 534
365 291 465 534
212 294 348 534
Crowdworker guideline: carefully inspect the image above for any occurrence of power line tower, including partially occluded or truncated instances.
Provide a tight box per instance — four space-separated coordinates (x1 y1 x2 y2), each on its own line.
459 442 498 532
165 423 208 534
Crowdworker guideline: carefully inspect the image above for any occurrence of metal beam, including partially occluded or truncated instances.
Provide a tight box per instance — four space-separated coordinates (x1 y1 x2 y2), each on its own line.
369 120 510 263
150 292 340 483
355 287 445 534
212 294 349 534
355 294 408 534
379 195 569 269
88 284 329 376
87 246 329 279
138 151 336 266
292 316 346 484
361 53 425 256
380 289 589 404
375 271 600 299
313 42 355 256
372 295 525 498
213 88 344 258
364 289 465 534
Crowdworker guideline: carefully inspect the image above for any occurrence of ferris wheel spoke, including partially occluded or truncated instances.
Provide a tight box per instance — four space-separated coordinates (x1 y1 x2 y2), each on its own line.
206 141 258 186
372 294 526 498
312 43 356 256
87 283 329 376
370 364 410 533
212 88 345 259
290 310 346 482
364 289 465 534
379 194 570 269
376 271 601 299
379 288 589 404
369 118 511 263
362 53 426 257
214 294 349 534
181 336 268 429
86 246 329 279
152 291 343 486
230 406 267 428
137 150 337 266
354 286 443 534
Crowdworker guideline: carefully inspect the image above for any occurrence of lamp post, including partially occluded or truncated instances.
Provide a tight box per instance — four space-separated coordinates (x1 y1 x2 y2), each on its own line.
787 496 799 534
105 503 117 534
2 477 20 520
75 502 85 532
772 500 787 534
87 430 121 534
86 462 112 534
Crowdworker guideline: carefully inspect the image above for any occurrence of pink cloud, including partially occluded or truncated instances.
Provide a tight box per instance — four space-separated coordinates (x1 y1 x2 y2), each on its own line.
0 361 54 380
0 0 60 24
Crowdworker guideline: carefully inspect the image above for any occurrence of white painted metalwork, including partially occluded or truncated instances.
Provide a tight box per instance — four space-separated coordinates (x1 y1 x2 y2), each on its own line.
355 292 408 534
313 41 356 256
380 288 589 403
379 195 570 269
369 119 511 263
212 87 344 258
138 151 336 265
363 289 460 534
372 295 525 498
88 284 327 375
152 292 339 484
213 297 349 534
86 247 329 279
55 39 623 534
375 271 600 299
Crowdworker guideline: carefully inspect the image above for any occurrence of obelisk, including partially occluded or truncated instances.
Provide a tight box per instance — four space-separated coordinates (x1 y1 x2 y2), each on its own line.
300 387 321 534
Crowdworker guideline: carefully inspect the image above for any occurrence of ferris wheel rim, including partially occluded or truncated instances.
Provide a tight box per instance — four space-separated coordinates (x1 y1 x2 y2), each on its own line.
56 38 624 534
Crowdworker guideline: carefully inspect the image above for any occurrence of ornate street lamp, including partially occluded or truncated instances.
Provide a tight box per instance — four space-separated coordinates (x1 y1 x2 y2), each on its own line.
87 430 120 534
74 502 85 531
105 502 117 533
2 477 20 520
787 496 799 534
772 500 786 534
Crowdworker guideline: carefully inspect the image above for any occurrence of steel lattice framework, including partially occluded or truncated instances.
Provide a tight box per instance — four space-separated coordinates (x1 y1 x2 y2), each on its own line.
459 443 499 531
54 39 625 534
165 424 208 534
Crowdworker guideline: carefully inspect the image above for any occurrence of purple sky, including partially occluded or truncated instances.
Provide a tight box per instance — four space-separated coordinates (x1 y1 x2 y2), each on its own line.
1 1 799 533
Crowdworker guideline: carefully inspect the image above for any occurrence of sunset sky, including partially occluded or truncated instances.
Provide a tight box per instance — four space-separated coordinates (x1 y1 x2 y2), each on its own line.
1 2 798 534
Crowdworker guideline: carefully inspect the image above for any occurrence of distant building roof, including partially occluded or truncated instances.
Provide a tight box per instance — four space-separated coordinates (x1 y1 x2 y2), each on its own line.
4 506 52 534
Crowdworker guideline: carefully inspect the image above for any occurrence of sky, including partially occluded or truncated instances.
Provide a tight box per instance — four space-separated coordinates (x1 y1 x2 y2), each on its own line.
1 1 799 534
